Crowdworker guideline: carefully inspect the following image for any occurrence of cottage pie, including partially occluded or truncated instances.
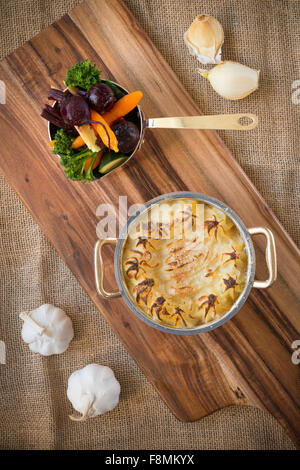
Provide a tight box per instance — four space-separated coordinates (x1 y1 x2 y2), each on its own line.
122 198 247 328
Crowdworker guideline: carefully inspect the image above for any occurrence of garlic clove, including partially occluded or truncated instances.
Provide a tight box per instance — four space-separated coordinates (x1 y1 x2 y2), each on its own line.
184 14 224 65
201 61 260 100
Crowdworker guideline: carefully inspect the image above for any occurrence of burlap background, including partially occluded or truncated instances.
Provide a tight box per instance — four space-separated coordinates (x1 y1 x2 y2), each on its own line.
0 0 298 450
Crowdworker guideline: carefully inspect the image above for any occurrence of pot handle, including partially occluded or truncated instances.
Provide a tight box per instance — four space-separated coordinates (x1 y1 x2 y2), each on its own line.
248 227 277 288
94 239 121 299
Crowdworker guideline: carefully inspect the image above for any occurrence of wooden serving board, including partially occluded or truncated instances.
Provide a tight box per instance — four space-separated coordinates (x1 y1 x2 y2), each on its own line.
0 0 299 447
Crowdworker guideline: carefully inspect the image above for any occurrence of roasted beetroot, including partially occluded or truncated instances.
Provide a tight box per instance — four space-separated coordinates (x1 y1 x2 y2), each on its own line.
86 83 116 114
60 95 90 126
48 88 69 102
111 119 140 154
41 104 71 130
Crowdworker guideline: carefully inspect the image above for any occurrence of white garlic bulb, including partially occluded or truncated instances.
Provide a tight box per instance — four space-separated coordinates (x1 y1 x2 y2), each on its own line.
20 304 74 356
67 364 121 421
201 61 260 100
184 14 224 65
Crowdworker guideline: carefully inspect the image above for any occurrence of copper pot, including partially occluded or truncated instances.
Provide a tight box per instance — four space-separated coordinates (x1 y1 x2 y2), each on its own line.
48 82 258 179
94 192 277 334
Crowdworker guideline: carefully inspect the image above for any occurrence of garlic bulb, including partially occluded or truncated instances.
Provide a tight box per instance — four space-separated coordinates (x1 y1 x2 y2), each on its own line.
184 14 224 65
20 304 74 356
201 61 260 100
67 364 121 421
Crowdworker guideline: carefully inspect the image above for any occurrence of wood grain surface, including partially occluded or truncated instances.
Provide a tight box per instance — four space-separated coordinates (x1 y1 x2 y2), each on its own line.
0 0 299 446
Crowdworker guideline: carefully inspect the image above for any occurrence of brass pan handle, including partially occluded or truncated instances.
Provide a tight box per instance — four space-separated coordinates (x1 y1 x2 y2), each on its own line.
248 227 277 288
146 114 258 130
94 239 121 299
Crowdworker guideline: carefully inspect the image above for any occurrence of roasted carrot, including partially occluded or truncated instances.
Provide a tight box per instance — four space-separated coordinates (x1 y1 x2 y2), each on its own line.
102 91 143 125
90 110 119 152
50 135 85 149
84 150 103 173
71 135 85 149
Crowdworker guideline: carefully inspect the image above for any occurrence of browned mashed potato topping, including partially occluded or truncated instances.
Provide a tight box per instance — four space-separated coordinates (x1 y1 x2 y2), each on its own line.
122 198 248 328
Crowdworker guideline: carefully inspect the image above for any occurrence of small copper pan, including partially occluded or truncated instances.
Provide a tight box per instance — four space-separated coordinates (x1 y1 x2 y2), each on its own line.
48 81 258 178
